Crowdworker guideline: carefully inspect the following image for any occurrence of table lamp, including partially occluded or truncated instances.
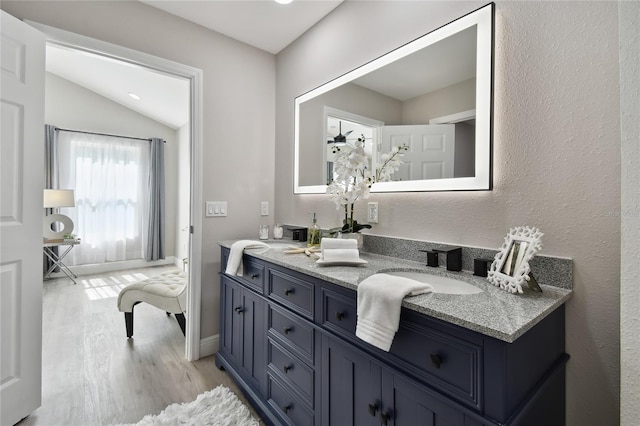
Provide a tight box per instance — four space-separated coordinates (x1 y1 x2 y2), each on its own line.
43 189 75 239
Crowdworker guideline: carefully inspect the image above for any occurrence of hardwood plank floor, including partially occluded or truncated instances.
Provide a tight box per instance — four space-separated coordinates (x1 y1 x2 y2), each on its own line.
19 266 265 426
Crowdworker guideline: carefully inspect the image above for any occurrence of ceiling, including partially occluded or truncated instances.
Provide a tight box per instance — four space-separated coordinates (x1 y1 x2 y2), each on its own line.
46 0 343 129
140 0 343 55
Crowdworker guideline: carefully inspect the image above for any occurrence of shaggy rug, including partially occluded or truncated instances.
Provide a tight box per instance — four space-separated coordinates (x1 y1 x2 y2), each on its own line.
116 385 259 426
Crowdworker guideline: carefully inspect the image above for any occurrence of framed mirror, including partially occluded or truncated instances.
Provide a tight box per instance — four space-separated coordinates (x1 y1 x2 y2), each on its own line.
488 227 544 294
294 3 494 194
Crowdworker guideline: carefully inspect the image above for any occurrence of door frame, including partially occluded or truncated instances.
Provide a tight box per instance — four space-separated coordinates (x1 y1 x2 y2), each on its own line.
27 20 204 361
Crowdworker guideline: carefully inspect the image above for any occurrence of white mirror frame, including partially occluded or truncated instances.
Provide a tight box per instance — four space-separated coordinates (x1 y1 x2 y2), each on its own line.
294 3 494 194
488 226 544 294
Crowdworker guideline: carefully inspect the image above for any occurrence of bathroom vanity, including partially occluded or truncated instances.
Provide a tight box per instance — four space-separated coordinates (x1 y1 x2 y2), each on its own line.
216 241 571 426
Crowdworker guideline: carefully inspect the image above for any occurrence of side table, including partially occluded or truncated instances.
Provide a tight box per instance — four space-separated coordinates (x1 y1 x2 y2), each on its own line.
43 239 80 284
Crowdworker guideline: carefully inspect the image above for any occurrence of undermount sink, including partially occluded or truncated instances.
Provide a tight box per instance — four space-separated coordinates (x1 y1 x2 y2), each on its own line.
384 271 483 295
248 241 302 250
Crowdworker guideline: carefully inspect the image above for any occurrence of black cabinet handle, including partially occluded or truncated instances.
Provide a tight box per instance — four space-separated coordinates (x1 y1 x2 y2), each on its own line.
430 353 443 368
283 364 293 373
380 411 391 426
250 273 259 279
284 404 292 414
284 288 294 296
335 311 345 321
368 403 378 417
283 326 293 334
234 306 244 314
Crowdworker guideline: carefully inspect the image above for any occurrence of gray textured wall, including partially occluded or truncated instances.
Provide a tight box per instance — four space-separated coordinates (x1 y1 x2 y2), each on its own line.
276 1 621 423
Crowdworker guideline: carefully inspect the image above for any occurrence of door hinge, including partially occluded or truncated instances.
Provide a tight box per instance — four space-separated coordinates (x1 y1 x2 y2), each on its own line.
190 225 194 234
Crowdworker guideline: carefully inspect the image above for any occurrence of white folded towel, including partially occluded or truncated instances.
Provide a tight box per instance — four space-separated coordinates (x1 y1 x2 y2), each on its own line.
225 240 270 276
321 238 359 261
322 248 361 262
321 238 358 250
356 273 433 352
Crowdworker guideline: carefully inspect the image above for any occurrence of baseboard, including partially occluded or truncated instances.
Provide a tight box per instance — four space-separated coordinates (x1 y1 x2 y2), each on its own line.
200 334 219 358
47 256 178 278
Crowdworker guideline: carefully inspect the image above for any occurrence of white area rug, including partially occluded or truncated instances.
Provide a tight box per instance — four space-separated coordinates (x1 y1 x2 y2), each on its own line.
116 385 259 426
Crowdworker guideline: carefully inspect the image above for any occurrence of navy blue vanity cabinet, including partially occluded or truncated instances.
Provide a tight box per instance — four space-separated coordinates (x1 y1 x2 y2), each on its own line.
219 274 267 397
217 247 568 426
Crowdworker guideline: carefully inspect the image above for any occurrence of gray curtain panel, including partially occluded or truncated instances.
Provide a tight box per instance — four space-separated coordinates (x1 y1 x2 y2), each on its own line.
145 138 165 261
44 124 58 273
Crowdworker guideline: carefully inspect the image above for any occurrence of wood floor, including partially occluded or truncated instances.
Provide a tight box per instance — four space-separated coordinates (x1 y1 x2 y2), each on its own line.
19 265 265 426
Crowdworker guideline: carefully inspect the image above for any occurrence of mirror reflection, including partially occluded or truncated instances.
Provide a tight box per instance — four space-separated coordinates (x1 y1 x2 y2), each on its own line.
294 3 493 193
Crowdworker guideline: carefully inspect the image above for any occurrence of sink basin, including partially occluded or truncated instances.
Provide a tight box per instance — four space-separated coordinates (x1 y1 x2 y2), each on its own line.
384 271 483 295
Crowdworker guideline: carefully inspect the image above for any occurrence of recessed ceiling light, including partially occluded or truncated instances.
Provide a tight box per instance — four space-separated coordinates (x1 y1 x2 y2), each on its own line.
128 92 141 100
274 0 293 4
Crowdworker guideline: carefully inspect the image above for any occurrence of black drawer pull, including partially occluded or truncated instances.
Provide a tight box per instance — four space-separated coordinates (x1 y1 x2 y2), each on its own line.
283 364 293 373
380 411 391 426
250 273 259 279
283 326 293 334
284 404 292 414
234 306 244 314
368 403 378 417
430 353 443 368
335 311 345 321
284 288 294 296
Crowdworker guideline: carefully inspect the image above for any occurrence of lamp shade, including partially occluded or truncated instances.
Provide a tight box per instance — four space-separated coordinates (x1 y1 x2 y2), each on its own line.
43 189 75 208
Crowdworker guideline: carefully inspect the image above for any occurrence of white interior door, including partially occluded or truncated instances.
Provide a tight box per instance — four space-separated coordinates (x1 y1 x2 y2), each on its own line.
381 124 455 180
1 11 45 425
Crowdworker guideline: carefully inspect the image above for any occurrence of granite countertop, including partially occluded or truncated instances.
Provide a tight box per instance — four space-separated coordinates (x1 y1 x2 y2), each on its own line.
219 240 573 343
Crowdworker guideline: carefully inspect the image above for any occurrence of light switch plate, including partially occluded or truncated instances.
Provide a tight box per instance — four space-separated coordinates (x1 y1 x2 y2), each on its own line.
367 202 378 223
261 201 269 216
206 201 227 217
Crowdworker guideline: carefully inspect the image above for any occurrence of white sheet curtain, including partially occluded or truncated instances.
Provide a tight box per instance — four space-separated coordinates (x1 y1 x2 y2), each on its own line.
57 132 150 265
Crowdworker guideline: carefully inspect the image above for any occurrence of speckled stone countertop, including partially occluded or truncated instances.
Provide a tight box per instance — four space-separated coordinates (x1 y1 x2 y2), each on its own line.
219 240 573 343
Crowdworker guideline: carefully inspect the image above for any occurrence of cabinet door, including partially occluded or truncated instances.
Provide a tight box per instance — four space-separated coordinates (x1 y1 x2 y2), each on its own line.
322 335 381 426
220 275 267 395
221 276 243 367
241 287 266 394
381 370 465 426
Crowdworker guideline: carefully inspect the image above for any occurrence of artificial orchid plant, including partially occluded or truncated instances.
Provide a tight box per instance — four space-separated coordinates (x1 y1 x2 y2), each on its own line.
327 135 407 234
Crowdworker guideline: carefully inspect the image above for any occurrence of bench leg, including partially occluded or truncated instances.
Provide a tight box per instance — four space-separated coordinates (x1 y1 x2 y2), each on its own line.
125 312 134 338
175 313 186 336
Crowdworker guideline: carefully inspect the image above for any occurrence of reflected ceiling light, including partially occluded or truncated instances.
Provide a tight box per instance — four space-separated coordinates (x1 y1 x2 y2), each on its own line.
128 92 141 100
274 0 293 4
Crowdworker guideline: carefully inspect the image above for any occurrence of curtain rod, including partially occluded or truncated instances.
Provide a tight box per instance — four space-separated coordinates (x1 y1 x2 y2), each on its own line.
54 127 166 143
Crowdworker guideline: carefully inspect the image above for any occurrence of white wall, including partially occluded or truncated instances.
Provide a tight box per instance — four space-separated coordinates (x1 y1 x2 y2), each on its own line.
45 72 179 259
2 0 276 340
276 1 621 424
619 1 640 424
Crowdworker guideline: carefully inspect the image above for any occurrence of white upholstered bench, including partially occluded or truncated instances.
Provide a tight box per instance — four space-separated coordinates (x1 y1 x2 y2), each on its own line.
117 270 187 338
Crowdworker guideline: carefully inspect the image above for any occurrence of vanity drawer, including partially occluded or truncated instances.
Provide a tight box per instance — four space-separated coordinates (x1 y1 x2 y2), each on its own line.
268 304 315 364
268 267 314 319
390 313 483 410
239 257 265 293
221 247 265 294
321 287 357 338
267 373 314 426
268 338 314 406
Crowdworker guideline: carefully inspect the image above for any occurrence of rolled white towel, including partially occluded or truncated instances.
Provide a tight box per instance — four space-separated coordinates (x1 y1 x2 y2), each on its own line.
321 238 358 250
322 248 361 262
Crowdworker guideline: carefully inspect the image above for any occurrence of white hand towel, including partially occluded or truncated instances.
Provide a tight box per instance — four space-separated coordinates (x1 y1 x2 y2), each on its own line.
321 238 358 250
356 273 433 352
225 240 269 276
322 248 361 262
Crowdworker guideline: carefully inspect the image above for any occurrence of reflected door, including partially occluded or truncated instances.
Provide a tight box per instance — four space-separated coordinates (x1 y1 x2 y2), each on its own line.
381 124 455 180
